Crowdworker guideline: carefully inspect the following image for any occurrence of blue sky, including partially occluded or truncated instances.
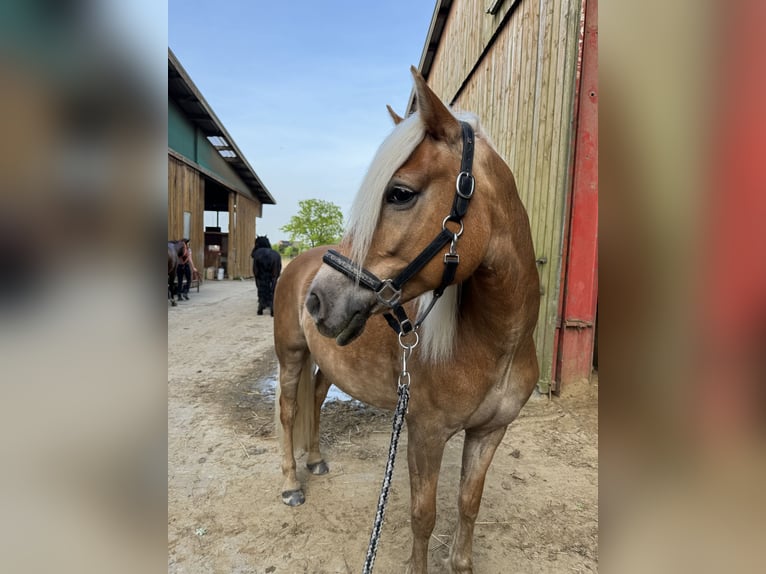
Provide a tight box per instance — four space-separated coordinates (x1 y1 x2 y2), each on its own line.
169 1 436 241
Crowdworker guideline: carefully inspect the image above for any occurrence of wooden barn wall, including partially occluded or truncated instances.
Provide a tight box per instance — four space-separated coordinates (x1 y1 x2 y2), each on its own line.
426 0 522 100
168 154 205 271
425 0 582 388
227 193 262 279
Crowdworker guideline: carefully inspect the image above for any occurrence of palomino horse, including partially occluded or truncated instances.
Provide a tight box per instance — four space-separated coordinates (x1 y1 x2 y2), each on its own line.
273 68 540 573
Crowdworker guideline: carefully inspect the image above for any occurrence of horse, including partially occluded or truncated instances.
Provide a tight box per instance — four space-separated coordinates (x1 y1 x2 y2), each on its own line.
251 236 282 316
168 240 185 306
273 68 540 574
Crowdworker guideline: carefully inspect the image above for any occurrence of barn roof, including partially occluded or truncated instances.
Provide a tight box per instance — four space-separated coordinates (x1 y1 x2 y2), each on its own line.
407 0 454 114
416 0 454 81
168 48 275 205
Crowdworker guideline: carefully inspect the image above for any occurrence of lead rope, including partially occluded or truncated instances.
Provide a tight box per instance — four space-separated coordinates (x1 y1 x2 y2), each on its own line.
362 330 419 574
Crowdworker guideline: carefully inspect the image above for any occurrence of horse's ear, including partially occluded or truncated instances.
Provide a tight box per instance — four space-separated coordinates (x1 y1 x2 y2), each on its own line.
386 104 404 125
410 65 461 143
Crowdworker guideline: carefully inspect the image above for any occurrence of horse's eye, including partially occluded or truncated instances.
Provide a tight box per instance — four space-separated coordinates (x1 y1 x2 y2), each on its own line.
387 186 417 206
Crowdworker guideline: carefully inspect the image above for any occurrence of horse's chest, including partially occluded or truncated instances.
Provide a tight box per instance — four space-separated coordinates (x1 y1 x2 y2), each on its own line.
417 360 522 429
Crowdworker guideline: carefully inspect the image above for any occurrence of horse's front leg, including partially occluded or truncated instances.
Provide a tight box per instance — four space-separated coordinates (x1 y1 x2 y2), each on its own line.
278 349 309 506
405 421 447 574
168 271 178 305
306 369 330 475
449 426 507 573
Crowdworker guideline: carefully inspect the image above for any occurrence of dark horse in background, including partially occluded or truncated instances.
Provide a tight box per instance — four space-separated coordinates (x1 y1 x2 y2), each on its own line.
168 240 186 306
251 236 282 316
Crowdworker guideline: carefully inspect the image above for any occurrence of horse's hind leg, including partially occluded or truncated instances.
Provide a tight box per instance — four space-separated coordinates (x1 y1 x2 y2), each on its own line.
448 426 507 574
306 369 330 475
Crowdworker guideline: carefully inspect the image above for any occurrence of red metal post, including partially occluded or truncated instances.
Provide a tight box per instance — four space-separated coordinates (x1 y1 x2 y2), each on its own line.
555 0 598 389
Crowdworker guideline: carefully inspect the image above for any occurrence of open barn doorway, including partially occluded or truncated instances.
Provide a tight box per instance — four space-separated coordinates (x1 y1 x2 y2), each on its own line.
203 180 231 279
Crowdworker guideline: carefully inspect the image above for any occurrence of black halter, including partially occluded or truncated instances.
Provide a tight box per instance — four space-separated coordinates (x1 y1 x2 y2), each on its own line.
323 121 476 335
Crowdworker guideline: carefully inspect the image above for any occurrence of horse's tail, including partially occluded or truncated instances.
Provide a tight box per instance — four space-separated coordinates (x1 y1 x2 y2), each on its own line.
274 353 316 454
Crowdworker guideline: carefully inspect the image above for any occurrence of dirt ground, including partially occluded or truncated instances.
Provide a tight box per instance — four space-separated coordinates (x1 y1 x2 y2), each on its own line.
168 280 598 573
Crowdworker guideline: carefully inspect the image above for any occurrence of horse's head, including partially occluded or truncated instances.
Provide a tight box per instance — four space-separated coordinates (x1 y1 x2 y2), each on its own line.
307 68 499 346
255 236 271 249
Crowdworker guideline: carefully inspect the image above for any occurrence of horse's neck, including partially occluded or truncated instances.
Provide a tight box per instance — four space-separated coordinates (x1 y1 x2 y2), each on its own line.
461 204 538 354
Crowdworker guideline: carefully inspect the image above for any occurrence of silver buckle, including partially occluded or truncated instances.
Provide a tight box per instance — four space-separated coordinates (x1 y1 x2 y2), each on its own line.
375 279 402 307
455 171 475 199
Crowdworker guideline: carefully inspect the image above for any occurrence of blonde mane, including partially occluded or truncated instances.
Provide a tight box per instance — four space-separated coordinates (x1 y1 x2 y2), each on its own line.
416 285 459 363
343 109 483 363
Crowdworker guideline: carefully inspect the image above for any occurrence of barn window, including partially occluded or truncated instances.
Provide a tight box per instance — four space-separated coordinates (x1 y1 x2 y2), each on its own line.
207 135 237 159
207 136 227 147
204 211 229 233
183 211 191 239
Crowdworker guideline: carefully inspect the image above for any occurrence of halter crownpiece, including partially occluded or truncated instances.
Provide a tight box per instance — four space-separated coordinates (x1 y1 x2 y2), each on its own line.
323 120 476 335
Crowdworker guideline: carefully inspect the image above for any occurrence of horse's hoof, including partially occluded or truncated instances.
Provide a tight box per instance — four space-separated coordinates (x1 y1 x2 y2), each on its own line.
171 300 177 307
307 460 329 475
281 489 305 506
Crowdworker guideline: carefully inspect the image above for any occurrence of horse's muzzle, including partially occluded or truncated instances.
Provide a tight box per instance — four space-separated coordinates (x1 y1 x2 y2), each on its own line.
306 268 374 346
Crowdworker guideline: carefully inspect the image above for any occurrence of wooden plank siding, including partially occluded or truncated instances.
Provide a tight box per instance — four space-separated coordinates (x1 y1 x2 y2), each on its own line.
227 192 263 279
168 155 205 274
425 0 522 104
423 0 582 389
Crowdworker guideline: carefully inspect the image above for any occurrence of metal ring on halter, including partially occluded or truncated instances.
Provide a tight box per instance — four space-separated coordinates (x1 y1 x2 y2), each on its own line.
456 171 475 199
442 215 464 238
398 329 419 351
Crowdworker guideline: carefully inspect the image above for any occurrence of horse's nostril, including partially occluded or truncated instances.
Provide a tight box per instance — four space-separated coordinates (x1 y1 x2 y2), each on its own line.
306 292 321 317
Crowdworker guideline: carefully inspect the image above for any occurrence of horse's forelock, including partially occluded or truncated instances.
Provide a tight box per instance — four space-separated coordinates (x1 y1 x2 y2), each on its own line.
344 113 426 266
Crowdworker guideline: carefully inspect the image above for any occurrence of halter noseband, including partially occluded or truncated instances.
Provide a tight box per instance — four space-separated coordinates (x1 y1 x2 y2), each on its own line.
323 121 476 336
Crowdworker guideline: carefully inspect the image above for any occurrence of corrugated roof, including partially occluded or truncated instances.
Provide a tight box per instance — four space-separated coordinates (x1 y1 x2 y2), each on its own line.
168 48 275 205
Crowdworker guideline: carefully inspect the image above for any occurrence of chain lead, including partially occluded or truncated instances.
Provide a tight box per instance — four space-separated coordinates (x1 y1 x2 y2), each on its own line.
397 329 418 390
362 328 419 574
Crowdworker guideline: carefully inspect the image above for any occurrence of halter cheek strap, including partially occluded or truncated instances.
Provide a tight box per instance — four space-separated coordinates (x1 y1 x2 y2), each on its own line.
323 121 476 335
451 121 475 220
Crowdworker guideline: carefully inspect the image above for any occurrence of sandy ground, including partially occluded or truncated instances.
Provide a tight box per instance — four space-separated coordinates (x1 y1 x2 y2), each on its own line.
168 280 598 573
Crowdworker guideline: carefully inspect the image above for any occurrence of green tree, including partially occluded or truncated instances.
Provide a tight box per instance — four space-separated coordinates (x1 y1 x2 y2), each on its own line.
280 199 344 249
